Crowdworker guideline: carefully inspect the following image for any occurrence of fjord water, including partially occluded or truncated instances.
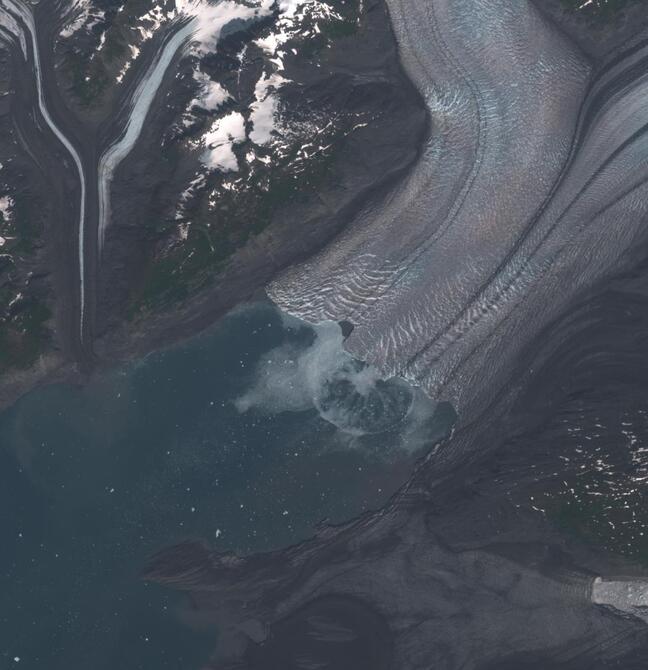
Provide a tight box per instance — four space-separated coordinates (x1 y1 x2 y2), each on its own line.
0 301 452 670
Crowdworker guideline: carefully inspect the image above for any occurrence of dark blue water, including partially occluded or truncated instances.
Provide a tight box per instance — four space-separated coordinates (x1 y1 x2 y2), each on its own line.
0 301 454 669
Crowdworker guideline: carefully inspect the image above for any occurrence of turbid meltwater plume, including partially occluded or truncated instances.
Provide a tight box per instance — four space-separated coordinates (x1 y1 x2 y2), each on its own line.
269 0 648 424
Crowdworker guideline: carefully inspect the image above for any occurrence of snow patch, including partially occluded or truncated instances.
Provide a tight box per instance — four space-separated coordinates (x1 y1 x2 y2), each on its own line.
177 0 275 54
202 112 247 171
116 44 141 84
0 195 14 223
175 173 207 221
249 72 286 145
254 0 341 70
60 0 105 40
191 71 230 111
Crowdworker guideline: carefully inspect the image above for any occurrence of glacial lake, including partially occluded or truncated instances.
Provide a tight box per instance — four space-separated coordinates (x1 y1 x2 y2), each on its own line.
0 301 454 670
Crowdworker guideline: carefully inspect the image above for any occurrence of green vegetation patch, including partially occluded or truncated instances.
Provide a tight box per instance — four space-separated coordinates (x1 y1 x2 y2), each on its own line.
62 0 162 108
534 418 648 566
546 482 648 566
131 141 340 315
0 298 52 373
126 0 368 316
0 186 52 373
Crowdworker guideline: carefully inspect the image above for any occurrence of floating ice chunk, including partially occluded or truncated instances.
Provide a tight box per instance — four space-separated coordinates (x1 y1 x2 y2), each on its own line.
202 111 247 171
234 319 417 436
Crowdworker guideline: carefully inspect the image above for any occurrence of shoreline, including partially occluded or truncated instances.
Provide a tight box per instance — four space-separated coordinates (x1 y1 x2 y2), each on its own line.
0 122 426 413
